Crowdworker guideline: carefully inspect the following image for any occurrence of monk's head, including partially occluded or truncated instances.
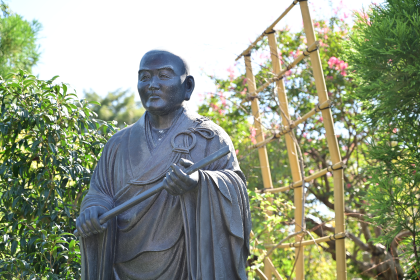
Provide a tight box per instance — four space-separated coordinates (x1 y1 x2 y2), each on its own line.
137 50 195 115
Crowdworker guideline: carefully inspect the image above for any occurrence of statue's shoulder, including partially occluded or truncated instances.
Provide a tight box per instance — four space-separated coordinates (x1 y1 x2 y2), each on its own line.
106 123 134 144
191 113 230 141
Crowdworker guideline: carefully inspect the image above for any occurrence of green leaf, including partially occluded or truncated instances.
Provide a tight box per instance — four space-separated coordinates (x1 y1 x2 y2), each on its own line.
11 240 18 255
88 100 101 106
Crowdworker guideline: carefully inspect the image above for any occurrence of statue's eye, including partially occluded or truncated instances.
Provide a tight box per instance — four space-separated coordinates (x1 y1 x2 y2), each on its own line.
140 74 150 82
159 72 170 79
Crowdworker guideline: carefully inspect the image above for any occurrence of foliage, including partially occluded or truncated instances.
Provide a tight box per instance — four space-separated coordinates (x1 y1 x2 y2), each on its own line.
198 4 408 278
0 70 117 279
346 0 420 278
84 89 144 128
0 1 42 77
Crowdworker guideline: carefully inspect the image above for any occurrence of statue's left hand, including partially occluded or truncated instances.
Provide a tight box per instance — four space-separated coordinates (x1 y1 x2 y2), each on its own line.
163 158 199 196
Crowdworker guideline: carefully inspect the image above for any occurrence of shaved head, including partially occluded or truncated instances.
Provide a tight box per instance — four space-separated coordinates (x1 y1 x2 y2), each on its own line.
141 50 189 76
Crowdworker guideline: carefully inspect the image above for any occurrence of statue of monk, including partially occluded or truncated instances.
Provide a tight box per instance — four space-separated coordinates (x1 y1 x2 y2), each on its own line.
76 50 251 280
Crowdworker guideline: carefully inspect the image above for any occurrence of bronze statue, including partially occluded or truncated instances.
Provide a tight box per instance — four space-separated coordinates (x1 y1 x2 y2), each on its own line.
76 50 251 279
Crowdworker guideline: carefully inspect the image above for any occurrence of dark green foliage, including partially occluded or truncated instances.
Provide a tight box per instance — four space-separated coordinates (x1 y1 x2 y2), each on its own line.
346 0 420 278
84 89 145 128
0 1 42 77
0 70 117 278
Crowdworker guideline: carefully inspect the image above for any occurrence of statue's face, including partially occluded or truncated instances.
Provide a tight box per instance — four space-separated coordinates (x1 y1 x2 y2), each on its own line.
137 51 193 115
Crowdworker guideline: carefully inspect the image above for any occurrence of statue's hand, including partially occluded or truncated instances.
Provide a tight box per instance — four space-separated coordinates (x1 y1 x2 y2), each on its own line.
76 206 108 238
163 158 199 196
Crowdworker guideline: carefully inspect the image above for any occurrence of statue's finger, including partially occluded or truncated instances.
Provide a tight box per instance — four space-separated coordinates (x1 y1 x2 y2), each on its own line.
167 171 183 195
81 209 92 237
84 208 97 235
171 164 190 184
162 176 175 196
90 207 102 234
179 158 194 168
76 216 86 238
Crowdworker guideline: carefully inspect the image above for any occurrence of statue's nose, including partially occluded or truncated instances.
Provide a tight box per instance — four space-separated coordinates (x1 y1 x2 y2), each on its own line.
149 76 160 91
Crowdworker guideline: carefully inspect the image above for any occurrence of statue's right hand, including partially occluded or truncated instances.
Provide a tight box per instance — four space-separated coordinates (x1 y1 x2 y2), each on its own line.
76 206 108 238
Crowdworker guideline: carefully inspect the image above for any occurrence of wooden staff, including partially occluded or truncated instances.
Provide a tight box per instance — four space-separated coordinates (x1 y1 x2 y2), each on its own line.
74 146 230 237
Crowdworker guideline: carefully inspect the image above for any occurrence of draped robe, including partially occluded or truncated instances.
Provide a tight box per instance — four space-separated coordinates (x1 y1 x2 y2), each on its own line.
79 107 251 280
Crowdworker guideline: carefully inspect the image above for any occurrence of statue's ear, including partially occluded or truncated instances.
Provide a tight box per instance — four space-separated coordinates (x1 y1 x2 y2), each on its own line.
184 75 195 101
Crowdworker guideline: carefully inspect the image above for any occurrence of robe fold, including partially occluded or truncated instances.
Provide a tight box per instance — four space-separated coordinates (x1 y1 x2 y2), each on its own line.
80 107 251 280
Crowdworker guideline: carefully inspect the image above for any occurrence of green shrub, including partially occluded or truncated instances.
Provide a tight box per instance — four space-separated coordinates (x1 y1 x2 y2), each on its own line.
0 71 117 279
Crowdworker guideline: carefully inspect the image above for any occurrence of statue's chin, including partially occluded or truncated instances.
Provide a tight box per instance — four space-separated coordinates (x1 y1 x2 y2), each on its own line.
146 104 183 117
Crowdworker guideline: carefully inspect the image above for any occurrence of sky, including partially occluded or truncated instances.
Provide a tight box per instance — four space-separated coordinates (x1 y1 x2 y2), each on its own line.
8 0 379 108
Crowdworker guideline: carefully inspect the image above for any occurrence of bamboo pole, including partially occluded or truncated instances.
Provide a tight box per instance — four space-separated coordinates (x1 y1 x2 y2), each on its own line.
246 40 319 99
247 100 332 150
268 32 304 280
235 0 299 61
256 162 345 194
244 55 274 279
264 232 347 249
300 1 347 279
255 268 268 280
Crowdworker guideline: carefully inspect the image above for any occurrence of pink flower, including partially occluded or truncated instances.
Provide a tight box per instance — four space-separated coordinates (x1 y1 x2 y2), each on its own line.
347 183 351 188
235 149 239 155
328 57 338 68
240 88 247 95
242 78 247 85
309 170 314 174
220 96 227 106
250 127 257 144
227 66 235 81
197 92 204 102
210 103 219 111
393 128 397 133
314 22 320 27
302 132 308 138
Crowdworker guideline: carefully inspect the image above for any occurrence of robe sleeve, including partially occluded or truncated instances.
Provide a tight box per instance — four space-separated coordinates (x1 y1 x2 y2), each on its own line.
80 138 117 212
79 130 125 280
181 124 252 280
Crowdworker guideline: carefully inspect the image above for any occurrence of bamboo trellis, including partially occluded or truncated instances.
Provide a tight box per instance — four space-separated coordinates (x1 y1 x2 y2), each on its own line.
236 1 347 279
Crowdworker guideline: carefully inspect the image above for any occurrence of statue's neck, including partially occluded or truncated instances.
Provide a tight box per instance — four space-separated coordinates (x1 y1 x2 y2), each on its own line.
147 107 184 130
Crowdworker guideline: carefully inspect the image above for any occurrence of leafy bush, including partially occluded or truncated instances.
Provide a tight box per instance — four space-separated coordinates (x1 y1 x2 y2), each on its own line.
0 71 117 279
346 0 420 278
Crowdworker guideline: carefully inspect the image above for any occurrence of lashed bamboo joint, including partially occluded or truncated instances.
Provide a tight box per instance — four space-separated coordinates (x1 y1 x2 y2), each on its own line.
235 0 299 61
256 161 346 194
247 100 332 150
245 41 320 101
264 232 347 249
